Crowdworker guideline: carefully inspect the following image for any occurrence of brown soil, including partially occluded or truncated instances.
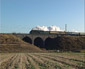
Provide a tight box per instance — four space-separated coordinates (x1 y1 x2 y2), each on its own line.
0 53 85 69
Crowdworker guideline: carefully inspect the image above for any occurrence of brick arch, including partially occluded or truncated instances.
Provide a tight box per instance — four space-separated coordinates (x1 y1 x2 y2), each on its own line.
45 37 59 50
34 37 44 48
45 37 53 49
53 37 63 50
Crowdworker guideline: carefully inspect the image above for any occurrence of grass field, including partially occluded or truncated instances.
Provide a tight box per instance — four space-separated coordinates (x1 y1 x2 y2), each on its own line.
0 53 85 69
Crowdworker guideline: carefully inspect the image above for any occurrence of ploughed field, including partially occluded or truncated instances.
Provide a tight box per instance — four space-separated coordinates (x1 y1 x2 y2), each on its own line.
0 53 85 69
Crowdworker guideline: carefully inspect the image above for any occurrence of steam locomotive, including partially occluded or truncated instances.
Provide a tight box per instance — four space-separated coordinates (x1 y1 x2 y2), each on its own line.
30 30 85 36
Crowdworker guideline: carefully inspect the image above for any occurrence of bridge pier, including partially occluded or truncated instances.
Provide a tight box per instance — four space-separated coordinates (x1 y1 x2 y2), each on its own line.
32 40 34 45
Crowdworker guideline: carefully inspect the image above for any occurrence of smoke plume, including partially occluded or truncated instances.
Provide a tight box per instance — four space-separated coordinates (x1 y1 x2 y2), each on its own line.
32 25 64 31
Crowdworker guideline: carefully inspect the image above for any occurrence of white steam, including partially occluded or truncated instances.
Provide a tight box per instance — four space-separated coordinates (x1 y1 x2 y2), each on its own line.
32 25 64 31
71 29 78 32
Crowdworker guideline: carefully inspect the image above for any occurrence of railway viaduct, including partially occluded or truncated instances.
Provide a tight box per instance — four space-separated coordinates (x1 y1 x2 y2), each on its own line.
14 33 59 49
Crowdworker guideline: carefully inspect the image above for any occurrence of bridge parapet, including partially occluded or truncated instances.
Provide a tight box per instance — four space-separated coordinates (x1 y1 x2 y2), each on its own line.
14 34 57 40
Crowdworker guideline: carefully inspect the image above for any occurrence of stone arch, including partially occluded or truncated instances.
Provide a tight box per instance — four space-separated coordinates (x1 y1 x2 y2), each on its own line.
34 37 44 48
22 36 32 44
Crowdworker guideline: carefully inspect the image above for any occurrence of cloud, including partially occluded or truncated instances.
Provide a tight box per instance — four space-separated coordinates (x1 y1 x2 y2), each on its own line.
32 25 64 31
71 29 78 32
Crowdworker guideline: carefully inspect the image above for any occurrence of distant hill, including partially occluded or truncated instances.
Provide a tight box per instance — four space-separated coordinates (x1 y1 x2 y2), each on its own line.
0 34 42 53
